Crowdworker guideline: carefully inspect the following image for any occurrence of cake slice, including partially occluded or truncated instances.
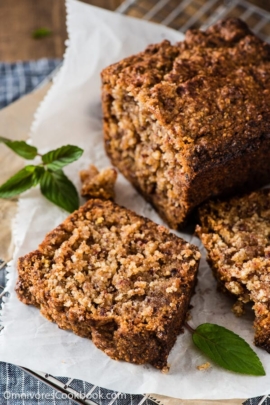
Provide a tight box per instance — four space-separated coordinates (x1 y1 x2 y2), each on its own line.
16 199 200 370
101 18 270 229
196 189 270 352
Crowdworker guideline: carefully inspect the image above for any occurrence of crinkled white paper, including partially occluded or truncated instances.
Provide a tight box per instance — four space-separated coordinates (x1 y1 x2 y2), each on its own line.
1 0 270 399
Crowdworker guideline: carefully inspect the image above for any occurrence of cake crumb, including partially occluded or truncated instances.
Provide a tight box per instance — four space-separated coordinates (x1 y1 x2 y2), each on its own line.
185 311 192 322
161 365 170 374
232 300 245 317
197 362 211 371
80 164 117 201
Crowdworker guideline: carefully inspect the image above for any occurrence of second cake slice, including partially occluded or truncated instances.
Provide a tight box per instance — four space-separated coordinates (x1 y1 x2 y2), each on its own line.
196 189 270 353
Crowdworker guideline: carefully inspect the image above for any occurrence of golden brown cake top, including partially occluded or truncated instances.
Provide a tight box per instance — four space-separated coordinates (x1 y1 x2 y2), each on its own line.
102 18 270 172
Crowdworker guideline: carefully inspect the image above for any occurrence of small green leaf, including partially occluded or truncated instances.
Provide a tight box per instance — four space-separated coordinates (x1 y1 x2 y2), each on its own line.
0 165 44 198
0 137 38 160
193 323 265 376
42 145 83 171
40 169 79 212
32 27 52 39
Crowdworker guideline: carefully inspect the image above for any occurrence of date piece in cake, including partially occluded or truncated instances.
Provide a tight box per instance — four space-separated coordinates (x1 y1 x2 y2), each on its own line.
16 199 200 370
196 189 270 352
80 165 117 200
101 18 270 229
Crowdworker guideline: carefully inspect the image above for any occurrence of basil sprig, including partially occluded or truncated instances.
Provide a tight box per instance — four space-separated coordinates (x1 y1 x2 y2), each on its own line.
42 144 84 171
0 138 83 212
40 169 79 214
0 136 38 160
186 323 265 376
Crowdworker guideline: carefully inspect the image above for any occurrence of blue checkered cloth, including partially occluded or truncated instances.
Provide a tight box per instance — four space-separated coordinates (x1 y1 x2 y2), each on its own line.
0 59 61 109
0 61 267 405
0 363 151 405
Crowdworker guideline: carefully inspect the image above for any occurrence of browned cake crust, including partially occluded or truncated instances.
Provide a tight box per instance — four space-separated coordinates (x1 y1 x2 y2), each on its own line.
101 18 270 229
196 189 270 352
16 199 200 370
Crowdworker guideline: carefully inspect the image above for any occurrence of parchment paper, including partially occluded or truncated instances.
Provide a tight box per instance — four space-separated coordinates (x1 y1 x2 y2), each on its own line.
0 0 269 399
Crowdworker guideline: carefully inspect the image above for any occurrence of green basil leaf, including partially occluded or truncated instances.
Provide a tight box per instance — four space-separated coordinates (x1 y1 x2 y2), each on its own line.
42 145 83 171
193 323 265 376
0 165 44 198
40 169 79 212
0 137 38 160
32 27 52 39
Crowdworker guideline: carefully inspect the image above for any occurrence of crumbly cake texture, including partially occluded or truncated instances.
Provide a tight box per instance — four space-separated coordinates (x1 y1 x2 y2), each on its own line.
16 199 200 370
101 18 270 229
80 165 117 200
196 189 270 352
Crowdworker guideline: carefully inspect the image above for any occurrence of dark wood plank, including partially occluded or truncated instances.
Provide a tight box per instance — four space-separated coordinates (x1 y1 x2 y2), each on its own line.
0 0 122 62
0 0 269 62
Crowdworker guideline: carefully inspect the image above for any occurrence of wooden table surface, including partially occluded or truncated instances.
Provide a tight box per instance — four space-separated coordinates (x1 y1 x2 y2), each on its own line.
0 0 122 62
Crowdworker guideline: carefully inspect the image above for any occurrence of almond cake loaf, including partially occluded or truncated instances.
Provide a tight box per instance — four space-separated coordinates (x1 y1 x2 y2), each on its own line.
16 199 200 370
101 18 270 229
196 189 270 352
